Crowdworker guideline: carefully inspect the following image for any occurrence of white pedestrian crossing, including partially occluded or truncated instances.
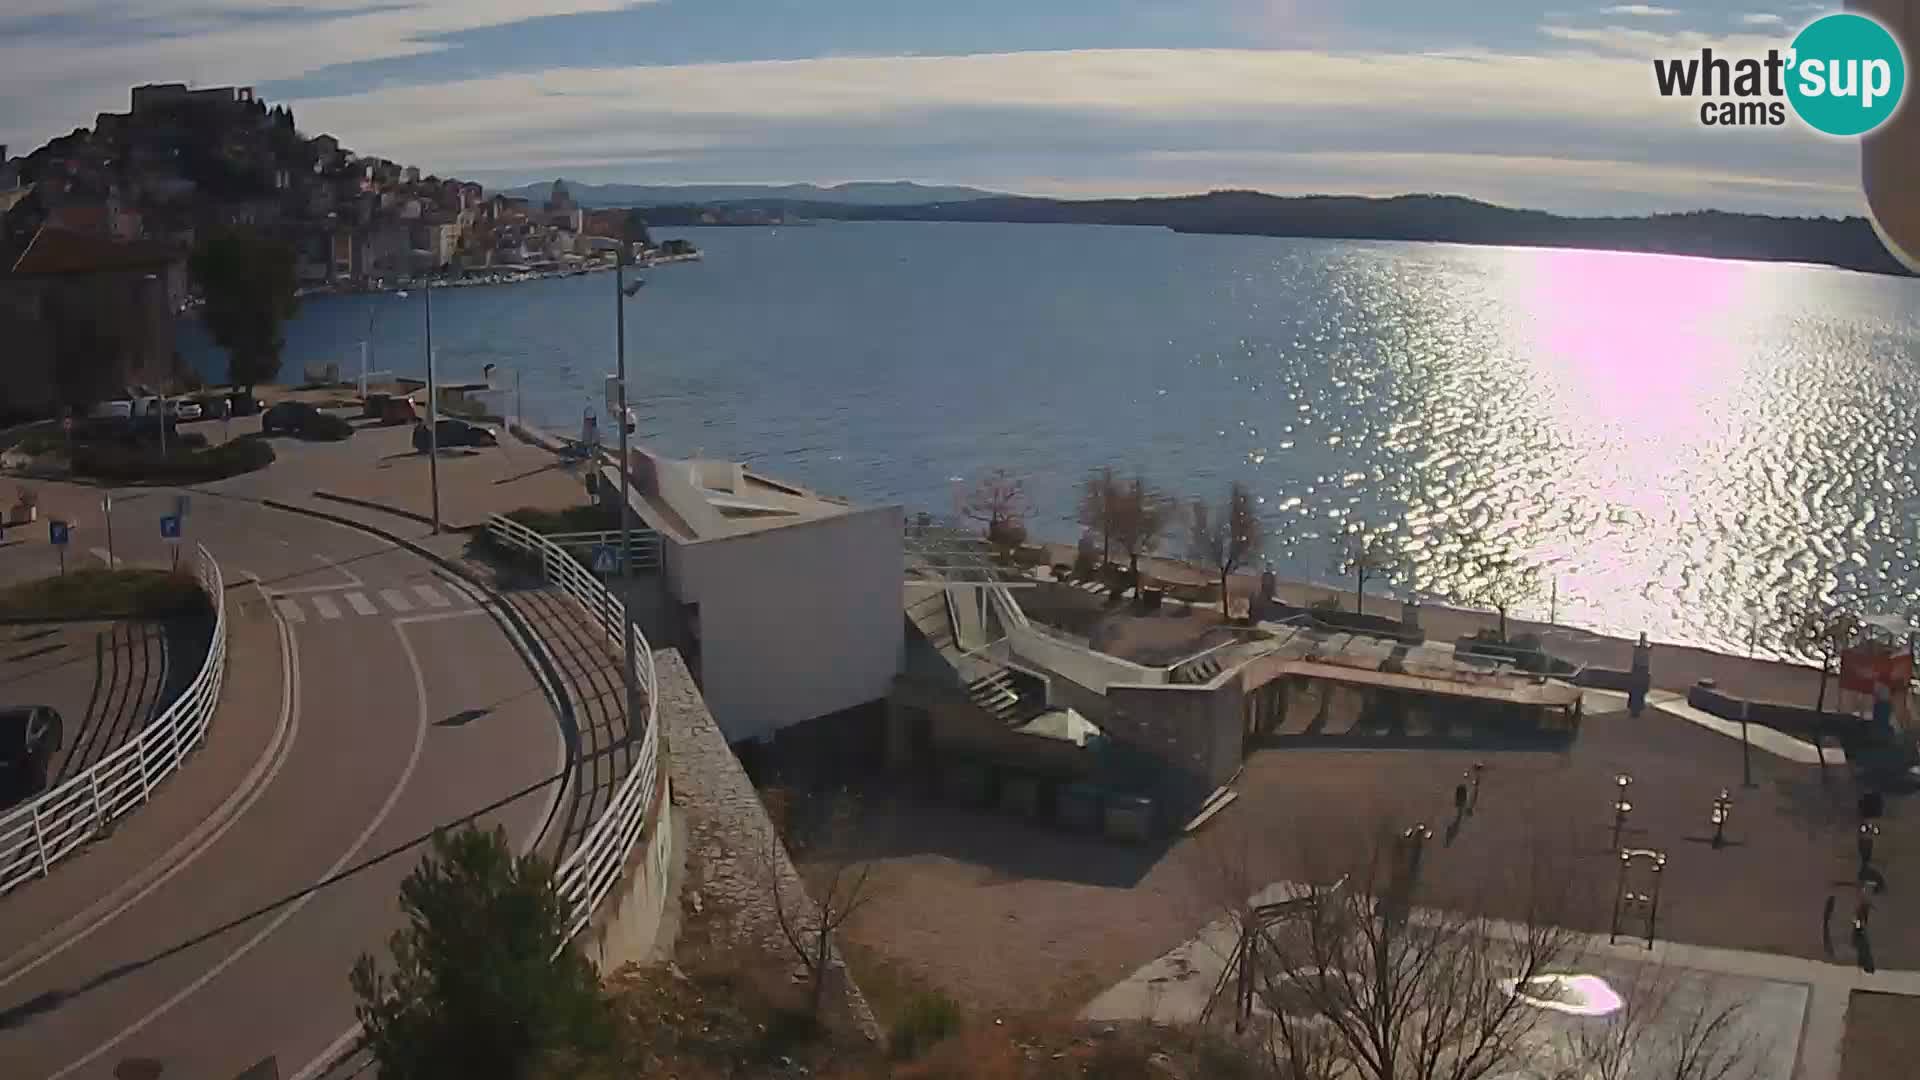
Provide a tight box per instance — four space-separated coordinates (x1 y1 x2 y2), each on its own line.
270 583 473 622
412 583 453 609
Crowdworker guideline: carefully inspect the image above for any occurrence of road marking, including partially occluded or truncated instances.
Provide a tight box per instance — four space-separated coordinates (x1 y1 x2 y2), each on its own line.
379 588 413 613
52 612 432 1080
413 583 453 608
275 598 306 623
0 579 303 992
393 607 488 627
89 547 117 567
296 585 571 1080
344 591 378 616
311 594 342 620
315 552 363 587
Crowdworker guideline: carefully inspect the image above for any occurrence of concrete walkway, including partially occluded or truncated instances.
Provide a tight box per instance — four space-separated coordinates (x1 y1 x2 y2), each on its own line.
1082 879 1920 1080
1574 686 1844 766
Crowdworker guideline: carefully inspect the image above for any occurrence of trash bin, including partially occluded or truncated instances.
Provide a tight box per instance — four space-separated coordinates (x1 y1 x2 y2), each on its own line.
1104 795 1154 843
1058 783 1101 831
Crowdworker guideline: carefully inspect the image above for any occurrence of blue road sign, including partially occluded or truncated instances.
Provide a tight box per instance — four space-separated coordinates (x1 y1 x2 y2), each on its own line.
590 544 618 574
49 520 69 546
159 514 182 540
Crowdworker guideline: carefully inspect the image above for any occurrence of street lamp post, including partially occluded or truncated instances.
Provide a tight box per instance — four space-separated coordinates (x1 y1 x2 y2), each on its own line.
614 246 646 742
396 287 441 534
1611 774 1634 853
1711 788 1732 849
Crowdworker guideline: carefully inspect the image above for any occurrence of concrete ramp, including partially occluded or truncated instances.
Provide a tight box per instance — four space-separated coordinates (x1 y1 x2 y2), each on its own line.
947 585 988 652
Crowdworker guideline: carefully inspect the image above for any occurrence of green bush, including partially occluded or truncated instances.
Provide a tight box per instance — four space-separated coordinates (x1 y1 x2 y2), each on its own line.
300 411 355 441
888 991 963 1059
71 436 275 484
11 432 65 455
0 568 209 619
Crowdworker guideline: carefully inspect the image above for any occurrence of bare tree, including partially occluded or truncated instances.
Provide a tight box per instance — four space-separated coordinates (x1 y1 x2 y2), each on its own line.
1786 601 1860 717
1543 961 1769 1080
1111 472 1173 582
1337 526 1399 615
1785 600 1861 776
766 791 883 1019
1190 481 1266 617
958 467 1031 548
1458 547 1542 643
1203 820 1587 1080
1078 465 1121 566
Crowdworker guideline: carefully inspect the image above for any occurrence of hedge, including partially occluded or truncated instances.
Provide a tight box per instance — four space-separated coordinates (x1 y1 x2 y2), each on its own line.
0 568 210 620
300 412 355 441
71 436 276 484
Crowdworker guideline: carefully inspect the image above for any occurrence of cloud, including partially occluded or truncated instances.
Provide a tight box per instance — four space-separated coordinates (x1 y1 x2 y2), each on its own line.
1739 13 1785 26
282 46 1859 215
1600 4 1680 15
0 0 650 150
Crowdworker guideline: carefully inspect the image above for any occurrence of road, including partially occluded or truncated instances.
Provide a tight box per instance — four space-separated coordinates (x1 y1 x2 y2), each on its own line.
0 490 568 1079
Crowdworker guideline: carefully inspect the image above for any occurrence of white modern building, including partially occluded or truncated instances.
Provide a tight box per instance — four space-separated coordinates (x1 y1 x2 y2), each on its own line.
606 444 904 743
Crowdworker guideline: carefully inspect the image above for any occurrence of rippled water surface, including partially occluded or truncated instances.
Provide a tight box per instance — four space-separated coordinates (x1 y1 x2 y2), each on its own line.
181 222 1920 653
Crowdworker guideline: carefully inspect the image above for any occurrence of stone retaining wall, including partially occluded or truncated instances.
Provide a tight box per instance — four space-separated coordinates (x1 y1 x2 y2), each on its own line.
654 648 882 1040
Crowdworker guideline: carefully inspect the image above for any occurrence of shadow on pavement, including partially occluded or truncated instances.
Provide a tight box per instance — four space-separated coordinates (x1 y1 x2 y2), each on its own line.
0 770 564 1032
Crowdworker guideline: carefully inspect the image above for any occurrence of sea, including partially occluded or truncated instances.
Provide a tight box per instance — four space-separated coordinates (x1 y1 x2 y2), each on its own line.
176 221 1920 657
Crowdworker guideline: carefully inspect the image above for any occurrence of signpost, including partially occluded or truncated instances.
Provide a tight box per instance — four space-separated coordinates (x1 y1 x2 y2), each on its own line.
49 519 69 575
591 543 618 575
160 514 182 570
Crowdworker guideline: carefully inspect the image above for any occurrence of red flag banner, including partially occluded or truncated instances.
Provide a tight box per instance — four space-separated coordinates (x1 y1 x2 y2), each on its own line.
1841 646 1914 694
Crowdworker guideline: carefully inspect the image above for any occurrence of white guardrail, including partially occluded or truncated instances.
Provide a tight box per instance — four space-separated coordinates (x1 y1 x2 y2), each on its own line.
0 544 228 894
484 513 661 939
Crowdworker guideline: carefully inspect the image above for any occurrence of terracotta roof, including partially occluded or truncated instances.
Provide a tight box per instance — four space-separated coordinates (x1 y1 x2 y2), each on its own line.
9 225 178 275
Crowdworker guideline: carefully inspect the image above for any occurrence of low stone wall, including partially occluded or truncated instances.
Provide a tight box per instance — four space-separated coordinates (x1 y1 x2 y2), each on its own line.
654 648 881 1040
1686 682 1855 737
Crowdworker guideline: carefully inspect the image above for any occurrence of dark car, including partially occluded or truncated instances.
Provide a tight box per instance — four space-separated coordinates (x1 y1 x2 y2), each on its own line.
261 401 320 435
0 706 63 803
413 417 499 453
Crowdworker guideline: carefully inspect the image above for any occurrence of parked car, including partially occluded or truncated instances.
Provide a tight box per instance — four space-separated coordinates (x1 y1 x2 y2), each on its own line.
379 396 422 425
0 706 63 803
362 392 392 420
413 417 499 453
87 400 133 420
261 401 320 435
165 399 203 422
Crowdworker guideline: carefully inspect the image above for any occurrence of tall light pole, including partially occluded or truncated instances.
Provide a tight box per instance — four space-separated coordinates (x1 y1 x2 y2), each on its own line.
397 286 441 534
615 242 645 740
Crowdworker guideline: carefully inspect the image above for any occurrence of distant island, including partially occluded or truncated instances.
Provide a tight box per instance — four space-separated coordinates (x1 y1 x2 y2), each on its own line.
662 191 1909 277
498 179 1006 209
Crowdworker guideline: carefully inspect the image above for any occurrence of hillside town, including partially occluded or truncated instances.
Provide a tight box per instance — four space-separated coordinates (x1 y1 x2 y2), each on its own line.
0 82 692 424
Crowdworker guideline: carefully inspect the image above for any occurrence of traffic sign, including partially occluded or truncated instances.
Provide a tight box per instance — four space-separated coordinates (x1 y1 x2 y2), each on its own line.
590 544 618 574
159 515 182 540
48 520 69 546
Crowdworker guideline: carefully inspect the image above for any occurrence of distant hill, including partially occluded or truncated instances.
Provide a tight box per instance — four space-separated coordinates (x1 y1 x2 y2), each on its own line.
718 191 1908 276
497 179 1006 208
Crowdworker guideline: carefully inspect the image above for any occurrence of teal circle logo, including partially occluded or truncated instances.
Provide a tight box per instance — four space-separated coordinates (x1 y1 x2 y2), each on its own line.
1786 13 1906 137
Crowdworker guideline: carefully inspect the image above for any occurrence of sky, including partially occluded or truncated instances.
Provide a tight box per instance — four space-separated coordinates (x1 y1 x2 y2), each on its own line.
0 1 1873 215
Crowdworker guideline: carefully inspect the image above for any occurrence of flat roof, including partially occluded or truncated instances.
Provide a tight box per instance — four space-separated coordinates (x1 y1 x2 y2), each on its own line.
603 446 863 544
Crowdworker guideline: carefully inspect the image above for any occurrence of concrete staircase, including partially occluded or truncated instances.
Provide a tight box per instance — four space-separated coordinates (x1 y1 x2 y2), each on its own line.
966 666 1047 728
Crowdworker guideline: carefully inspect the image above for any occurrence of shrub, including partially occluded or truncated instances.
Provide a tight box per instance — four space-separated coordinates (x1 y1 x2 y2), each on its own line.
71 436 275 484
0 568 209 620
889 991 963 1059
299 411 355 441
11 432 64 455
352 826 610 1080
987 518 1027 550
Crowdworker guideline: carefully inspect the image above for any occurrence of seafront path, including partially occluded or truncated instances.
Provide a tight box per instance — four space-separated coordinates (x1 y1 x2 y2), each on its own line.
0 413 600 1079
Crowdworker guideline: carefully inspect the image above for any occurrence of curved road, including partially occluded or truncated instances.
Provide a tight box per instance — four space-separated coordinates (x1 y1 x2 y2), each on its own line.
0 493 568 1079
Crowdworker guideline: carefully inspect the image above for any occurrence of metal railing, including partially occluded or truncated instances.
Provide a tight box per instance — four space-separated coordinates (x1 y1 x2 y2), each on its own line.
0 544 228 894
541 528 664 573
484 513 660 938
